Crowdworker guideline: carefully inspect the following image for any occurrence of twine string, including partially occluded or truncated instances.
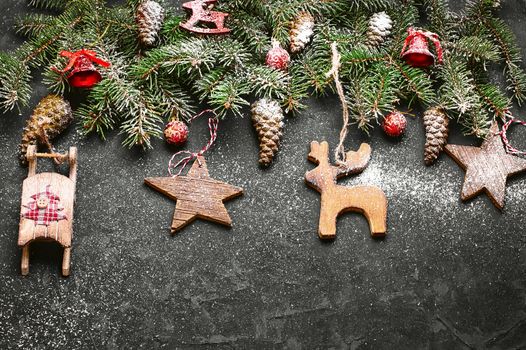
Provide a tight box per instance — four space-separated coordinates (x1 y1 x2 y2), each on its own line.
326 42 350 166
168 110 219 177
499 110 526 156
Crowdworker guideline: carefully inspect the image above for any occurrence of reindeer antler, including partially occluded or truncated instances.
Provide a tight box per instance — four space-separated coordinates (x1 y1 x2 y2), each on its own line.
334 143 371 178
308 141 371 178
307 141 330 165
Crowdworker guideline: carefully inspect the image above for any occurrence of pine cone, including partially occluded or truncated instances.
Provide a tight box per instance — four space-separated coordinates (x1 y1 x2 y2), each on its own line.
366 12 393 47
252 99 285 166
19 95 73 165
136 0 165 47
424 107 449 165
289 12 315 54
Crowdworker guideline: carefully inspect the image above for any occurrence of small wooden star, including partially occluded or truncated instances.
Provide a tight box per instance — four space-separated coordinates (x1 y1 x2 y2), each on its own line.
145 156 243 233
445 122 526 209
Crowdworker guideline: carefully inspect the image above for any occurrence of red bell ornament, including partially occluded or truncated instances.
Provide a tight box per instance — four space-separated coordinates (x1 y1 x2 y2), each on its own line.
53 49 111 89
401 27 443 68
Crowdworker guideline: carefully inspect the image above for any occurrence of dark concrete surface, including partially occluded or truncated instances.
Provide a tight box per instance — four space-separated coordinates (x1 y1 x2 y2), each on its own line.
1 1 526 349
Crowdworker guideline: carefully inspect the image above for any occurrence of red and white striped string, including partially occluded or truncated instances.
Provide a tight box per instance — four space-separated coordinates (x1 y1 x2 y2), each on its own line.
168 110 219 177
499 110 526 156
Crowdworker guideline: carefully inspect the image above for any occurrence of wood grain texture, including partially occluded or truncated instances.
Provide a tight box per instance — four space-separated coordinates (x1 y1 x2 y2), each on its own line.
18 173 75 247
145 156 243 234
445 122 526 210
305 141 388 239
19 145 77 276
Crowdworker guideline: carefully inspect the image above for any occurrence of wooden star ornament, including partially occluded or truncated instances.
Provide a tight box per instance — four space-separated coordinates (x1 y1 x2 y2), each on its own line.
145 156 243 233
445 122 526 209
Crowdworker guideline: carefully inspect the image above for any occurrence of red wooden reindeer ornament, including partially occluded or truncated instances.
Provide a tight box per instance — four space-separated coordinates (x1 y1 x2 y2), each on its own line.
180 0 231 35
305 141 388 240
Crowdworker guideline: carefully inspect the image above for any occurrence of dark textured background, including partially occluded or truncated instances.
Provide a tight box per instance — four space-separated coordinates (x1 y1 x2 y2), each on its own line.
1 1 526 349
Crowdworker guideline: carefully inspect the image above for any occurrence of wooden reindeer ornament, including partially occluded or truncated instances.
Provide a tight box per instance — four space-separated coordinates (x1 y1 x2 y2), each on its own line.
18 145 77 276
305 141 388 239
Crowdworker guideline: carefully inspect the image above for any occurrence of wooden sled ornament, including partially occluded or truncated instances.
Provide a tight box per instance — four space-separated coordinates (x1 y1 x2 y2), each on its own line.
305 141 387 239
180 0 231 35
18 145 77 276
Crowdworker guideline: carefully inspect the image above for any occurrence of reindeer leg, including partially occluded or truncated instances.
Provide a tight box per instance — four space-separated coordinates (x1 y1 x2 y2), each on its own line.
361 187 388 237
318 197 337 240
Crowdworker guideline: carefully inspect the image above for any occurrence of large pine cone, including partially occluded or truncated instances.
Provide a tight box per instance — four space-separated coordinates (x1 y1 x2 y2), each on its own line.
366 12 393 47
424 107 449 165
136 0 165 46
252 99 285 166
289 12 315 54
19 95 73 165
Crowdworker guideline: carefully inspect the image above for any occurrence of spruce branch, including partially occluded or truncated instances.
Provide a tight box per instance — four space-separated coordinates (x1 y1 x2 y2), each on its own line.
29 0 69 10
22 16 83 65
348 0 398 12
78 52 164 147
348 79 372 132
475 82 511 120
194 68 229 102
1 0 523 147
245 65 289 100
157 80 196 121
284 58 311 113
119 92 163 148
0 54 32 112
160 14 188 45
465 1 526 104
447 36 500 63
208 78 251 117
422 0 458 41
227 9 270 55
366 63 400 119
389 60 437 106
438 59 483 121
15 14 56 37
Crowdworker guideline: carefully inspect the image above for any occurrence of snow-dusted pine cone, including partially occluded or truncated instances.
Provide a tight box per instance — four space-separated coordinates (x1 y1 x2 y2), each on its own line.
423 107 449 165
252 99 285 166
289 12 315 54
136 0 165 46
19 95 73 164
366 12 393 47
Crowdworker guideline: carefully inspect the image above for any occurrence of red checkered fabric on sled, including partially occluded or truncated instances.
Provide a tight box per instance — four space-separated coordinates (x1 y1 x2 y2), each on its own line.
22 185 67 226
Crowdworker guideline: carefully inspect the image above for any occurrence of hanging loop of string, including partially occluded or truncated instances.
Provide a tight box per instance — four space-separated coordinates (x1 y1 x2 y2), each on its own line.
168 110 219 177
499 110 526 156
326 42 350 167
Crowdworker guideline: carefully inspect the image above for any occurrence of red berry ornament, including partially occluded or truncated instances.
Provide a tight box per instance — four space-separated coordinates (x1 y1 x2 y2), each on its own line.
164 121 189 146
382 111 407 137
266 39 290 71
